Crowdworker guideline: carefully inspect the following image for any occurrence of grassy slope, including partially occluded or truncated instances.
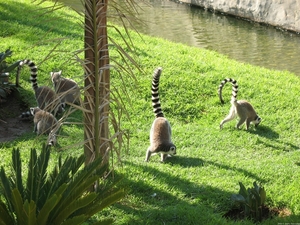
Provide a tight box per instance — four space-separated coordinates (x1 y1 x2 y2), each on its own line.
1 0 300 224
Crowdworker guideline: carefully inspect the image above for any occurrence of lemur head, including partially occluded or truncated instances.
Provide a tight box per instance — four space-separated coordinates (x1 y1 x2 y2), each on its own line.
48 131 57 146
254 116 262 127
168 145 176 155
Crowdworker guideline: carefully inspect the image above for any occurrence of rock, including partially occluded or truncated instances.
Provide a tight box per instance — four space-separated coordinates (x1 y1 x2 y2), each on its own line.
181 0 300 33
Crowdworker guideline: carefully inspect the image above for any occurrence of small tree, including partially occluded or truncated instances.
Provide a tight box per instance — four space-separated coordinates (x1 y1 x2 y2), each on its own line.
39 0 141 171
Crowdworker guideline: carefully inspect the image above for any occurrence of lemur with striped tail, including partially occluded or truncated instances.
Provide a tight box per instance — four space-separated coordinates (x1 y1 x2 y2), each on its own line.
30 107 59 146
18 60 64 116
50 70 80 105
218 78 261 130
145 67 176 162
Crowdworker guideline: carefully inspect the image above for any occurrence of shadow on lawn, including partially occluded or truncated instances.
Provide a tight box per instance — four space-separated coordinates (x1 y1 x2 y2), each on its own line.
0 2 81 41
256 138 299 152
114 160 295 224
203 160 267 183
115 161 234 224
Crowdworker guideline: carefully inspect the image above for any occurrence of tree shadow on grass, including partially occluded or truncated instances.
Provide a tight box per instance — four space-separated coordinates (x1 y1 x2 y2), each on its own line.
203 160 268 183
0 2 81 41
255 136 299 152
113 159 296 224
114 161 234 225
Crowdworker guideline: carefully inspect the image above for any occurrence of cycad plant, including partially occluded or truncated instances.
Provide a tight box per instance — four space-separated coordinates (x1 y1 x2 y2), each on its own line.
0 144 125 225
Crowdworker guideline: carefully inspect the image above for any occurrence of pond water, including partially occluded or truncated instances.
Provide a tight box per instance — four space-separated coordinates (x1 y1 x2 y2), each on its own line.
125 0 300 76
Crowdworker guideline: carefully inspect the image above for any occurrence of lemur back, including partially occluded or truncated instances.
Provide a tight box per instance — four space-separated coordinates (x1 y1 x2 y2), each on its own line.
30 107 59 146
18 60 64 116
145 67 176 162
218 78 261 130
51 70 80 105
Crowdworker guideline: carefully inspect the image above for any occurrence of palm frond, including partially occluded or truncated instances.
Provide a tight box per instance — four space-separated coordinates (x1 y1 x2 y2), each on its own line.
11 148 23 198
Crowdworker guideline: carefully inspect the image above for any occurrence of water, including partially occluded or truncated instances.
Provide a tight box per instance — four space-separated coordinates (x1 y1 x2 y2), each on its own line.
126 0 300 76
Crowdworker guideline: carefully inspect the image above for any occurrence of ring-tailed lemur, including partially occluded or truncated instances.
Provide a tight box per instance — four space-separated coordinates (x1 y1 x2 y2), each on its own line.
30 107 59 146
50 70 80 105
145 67 176 162
218 78 261 130
18 60 64 116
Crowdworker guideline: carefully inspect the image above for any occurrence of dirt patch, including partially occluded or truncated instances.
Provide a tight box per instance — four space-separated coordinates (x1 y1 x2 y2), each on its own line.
223 205 291 222
0 93 32 142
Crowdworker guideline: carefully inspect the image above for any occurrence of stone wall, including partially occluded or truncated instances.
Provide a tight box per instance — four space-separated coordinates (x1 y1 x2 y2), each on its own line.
180 0 300 33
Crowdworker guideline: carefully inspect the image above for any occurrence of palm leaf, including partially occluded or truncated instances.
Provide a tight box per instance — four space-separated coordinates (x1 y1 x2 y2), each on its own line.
11 188 25 225
53 193 97 224
238 181 248 199
60 215 87 225
26 148 38 202
52 175 99 219
11 148 23 197
46 156 76 199
0 200 14 225
78 189 125 217
0 167 13 212
37 184 67 225
23 200 37 224
36 194 60 225
50 156 103 218
71 154 86 176
34 145 51 209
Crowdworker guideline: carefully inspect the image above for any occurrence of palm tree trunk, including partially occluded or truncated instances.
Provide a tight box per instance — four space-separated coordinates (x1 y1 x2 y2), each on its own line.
84 0 110 167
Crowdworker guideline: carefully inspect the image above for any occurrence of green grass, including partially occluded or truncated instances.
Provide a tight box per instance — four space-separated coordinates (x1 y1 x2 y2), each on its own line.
1 0 300 224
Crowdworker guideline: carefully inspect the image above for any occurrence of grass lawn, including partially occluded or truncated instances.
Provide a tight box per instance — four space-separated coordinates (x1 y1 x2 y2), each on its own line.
1 0 300 224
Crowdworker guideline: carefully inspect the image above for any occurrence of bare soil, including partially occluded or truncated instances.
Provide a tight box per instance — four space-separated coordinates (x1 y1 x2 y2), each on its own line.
0 93 32 142
223 205 291 222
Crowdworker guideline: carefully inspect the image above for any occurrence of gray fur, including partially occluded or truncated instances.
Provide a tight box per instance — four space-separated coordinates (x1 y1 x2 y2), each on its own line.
51 70 80 105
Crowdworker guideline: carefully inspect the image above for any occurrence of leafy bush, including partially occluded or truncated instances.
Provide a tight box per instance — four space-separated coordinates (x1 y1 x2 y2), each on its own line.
231 181 267 222
0 145 125 225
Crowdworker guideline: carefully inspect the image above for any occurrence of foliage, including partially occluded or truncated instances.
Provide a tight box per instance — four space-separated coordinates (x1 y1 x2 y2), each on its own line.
231 182 267 222
0 49 21 102
0 144 125 225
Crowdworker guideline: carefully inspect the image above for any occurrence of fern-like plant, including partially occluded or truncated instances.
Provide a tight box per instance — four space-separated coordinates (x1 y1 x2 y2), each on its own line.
231 181 267 222
0 145 125 225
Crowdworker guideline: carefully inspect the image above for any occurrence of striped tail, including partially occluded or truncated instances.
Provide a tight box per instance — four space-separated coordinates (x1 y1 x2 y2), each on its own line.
218 78 238 104
151 67 164 118
19 59 38 91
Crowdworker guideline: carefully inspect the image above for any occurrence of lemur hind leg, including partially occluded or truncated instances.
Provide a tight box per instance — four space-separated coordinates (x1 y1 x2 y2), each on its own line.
220 106 236 129
236 116 247 129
